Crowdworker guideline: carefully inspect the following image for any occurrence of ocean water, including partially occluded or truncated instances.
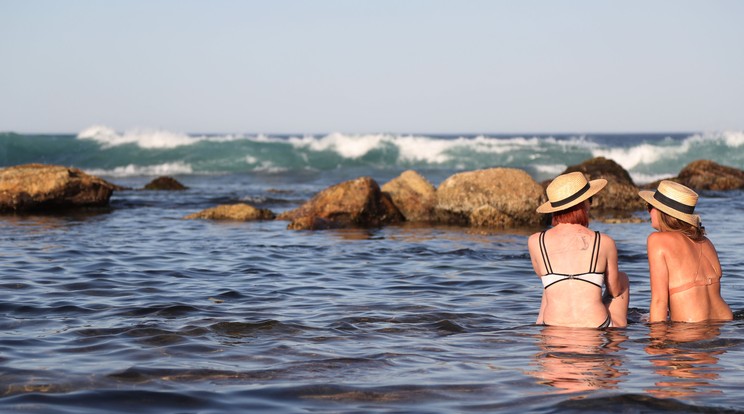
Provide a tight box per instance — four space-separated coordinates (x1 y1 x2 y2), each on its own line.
1 128 744 413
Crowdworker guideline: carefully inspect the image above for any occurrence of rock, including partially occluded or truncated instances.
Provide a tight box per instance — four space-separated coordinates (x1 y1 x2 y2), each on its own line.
436 168 545 227
0 163 116 212
674 160 744 191
381 170 437 222
184 203 275 221
277 176 404 230
144 176 187 190
559 157 645 215
286 216 341 230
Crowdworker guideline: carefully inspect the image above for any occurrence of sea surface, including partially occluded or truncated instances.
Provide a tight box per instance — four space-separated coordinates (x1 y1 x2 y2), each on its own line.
1 128 744 413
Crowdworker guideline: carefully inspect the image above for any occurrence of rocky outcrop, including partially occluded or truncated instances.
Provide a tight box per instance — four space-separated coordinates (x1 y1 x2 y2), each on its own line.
559 157 645 215
144 176 187 190
436 168 545 227
277 176 404 230
381 170 437 222
0 164 116 212
661 160 744 191
184 203 275 221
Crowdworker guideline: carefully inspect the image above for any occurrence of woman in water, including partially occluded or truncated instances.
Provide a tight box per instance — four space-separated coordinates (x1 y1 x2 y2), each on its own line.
528 172 629 328
639 180 732 322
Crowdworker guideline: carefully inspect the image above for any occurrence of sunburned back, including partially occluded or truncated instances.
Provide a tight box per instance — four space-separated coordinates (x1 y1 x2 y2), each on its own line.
658 233 732 322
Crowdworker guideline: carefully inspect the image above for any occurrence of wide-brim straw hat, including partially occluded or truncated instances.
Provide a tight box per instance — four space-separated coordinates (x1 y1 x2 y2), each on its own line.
536 172 607 214
639 180 700 227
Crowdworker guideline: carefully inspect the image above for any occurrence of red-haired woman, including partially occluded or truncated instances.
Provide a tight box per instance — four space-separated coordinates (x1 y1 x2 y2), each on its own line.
528 172 629 328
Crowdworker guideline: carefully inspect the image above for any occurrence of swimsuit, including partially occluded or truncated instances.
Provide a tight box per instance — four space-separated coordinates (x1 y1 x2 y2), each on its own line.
669 243 721 296
538 230 611 329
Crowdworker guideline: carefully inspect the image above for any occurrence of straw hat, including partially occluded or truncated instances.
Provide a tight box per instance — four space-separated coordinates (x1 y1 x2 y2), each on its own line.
639 180 700 227
536 172 607 214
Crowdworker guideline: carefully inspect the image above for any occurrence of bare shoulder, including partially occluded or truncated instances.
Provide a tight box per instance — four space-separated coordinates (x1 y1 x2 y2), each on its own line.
598 232 616 248
647 231 684 253
527 232 542 249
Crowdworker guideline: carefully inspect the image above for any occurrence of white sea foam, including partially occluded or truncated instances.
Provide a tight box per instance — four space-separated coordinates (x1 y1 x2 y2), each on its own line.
533 164 567 176
78 125 197 149
287 133 596 165
77 125 245 149
630 172 674 186
85 162 194 177
723 130 744 147
687 130 744 147
591 141 690 170
288 133 388 159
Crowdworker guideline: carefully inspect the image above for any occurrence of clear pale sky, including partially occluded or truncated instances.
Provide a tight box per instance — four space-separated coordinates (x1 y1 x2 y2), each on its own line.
2 0 743 134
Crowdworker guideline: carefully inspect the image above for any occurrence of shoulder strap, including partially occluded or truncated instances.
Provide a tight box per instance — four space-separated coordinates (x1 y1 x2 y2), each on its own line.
538 231 553 274
669 243 720 295
589 231 601 272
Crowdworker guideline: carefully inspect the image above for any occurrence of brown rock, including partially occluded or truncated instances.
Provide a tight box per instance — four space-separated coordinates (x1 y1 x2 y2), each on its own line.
436 168 545 227
675 160 744 191
0 163 116 212
144 176 188 190
277 176 404 230
184 203 275 221
381 170 437 222
559 157 645 214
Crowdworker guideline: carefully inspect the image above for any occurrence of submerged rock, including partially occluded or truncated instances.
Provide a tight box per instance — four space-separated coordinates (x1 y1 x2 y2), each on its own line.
381 170 437 222
184 203 275 221
436 168 545 227
0 163 117 212
144 176 188 190
277 176 403 230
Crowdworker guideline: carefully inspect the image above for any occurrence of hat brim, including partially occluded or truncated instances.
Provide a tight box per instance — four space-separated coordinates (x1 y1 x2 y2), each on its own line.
639 190 700 227
536 179 607 214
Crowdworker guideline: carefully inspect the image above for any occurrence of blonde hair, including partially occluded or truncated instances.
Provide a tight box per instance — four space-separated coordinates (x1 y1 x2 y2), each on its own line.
658 210 705 241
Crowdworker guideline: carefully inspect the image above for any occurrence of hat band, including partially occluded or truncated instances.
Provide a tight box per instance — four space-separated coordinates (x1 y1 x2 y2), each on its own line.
550 183 590 208
653 191 695 214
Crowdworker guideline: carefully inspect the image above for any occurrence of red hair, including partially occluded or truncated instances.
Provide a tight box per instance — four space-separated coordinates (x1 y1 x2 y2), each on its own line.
551 202 589 227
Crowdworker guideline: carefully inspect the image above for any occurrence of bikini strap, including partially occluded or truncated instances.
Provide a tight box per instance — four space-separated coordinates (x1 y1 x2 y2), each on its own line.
669 243 719 295
589 231 601 273
538 231 553 274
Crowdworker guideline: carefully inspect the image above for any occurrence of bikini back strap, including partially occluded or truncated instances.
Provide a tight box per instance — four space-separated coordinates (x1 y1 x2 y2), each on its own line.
538 231 553 274
589 231 601 273
669 277 720 295
670 243 719 295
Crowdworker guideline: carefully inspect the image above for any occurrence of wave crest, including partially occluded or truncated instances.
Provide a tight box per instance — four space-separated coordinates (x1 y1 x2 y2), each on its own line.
85 162 194 177
78 125 198 149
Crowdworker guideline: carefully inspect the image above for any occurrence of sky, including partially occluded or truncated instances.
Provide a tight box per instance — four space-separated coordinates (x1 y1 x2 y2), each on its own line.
1 0 743 135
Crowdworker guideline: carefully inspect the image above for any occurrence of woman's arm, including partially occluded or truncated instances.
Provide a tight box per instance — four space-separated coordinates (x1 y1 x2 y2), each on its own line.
647 233 670 322
536 293 546 324
528 233 546 324
603 236 623 297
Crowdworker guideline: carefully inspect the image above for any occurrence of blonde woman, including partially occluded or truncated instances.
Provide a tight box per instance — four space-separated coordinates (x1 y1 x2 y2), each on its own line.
528 172 629 328
639 181 732 322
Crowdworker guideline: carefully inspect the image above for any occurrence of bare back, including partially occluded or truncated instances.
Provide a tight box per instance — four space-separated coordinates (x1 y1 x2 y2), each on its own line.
647 231 733 322
529 223 625 327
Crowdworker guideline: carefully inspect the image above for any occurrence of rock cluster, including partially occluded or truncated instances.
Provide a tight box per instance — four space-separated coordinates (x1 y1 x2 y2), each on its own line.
4 159 743 230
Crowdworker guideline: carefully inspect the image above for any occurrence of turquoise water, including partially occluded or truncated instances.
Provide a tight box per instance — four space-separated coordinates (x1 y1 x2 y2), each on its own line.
3 129 744 184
